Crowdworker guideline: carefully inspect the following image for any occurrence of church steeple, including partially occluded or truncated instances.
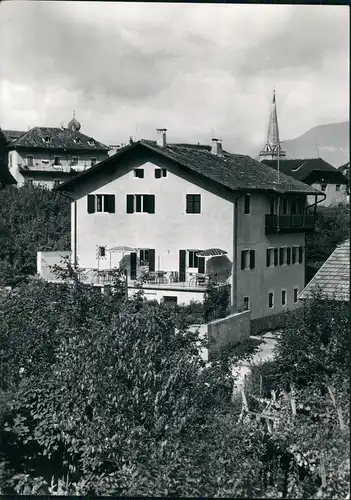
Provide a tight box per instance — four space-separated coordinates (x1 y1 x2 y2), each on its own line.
259 88 286 160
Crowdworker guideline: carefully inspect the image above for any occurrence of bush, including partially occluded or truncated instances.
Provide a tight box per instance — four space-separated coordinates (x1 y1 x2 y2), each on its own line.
203 278 230 323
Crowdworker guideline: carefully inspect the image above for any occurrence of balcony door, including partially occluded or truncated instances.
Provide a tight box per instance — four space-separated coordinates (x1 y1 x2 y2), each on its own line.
178 249 205 282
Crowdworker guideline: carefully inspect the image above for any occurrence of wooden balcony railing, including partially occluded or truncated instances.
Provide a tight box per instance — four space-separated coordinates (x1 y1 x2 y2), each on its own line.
265 214 315 233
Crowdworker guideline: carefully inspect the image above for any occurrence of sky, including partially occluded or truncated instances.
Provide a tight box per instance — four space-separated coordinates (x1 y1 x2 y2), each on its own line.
0 2 349 155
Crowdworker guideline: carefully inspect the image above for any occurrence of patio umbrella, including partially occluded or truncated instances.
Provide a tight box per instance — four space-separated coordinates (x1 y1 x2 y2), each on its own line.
108 245 138 253
196 248 227 257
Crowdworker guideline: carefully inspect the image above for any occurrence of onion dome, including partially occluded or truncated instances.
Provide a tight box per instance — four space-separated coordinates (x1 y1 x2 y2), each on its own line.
67 110 81 132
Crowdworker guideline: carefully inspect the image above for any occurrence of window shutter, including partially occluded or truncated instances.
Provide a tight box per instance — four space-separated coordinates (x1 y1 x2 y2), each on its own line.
298 246 303 264
148 195 155 214
249 250 255 269
155 168 161 179
194 195 201 213
241 250 246 270
279 248 284 266
179 250 186 282
126 195 134 213
104 195 115 213
198 255 205 274
244 194 251 214
130 252 137 280
266 249 271 267
87 195 95 213
274 248 278 266
287 247 291 265
148 249 155 272
186 195 191 213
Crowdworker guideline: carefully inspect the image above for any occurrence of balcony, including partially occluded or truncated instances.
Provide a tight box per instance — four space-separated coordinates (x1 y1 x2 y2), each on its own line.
265 214 315 234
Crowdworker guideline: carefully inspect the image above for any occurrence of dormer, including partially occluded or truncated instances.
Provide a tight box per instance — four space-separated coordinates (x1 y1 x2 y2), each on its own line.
43 136 51 144
87 139 95 146
73 137 82 144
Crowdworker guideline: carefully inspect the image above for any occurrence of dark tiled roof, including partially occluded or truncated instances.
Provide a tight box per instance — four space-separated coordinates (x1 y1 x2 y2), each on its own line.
55 140 323 195
299 240 350 301
2 130 26 143
262 158 348 184
8 127 109 151
0 168 17 185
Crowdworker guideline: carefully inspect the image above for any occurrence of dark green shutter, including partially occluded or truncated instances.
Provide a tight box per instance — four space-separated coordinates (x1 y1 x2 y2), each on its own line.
149 249 155 272
287 247 291 265
104 195 115 213
274 248 278 266
155 168 161 178
279 248 284 265
198 255 205 274
130 252 137 280
266 249 270 267
298 246 303 264
126 195 134 213
179 250 186 282
241 251 246 270
148 195 155 214
186 195 191 213
87 195 95 213
249 250 255 269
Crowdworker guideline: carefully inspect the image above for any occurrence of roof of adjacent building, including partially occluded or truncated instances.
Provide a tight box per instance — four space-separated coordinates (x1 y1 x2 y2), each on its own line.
55 139 323 195
262 157 349 184
299 239 350 301
3 130 27 143
6 127 109 152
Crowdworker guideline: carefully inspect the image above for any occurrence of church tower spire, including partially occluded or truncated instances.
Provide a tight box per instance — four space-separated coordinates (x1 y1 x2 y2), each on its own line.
259 88 286 160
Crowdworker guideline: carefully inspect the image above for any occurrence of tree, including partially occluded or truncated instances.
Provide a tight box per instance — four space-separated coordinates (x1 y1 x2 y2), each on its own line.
0 277 264 497
0 185 70 284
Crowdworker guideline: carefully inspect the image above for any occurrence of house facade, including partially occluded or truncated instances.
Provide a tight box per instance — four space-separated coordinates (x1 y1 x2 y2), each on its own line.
50 129 323 324
262 158 349 207
4 114 109 190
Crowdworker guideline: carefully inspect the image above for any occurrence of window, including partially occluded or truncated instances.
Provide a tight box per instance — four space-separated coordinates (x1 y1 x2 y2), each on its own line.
53 180 60 187
27 155 34 167
243 296 250 311
91 157 97 167
98 246 106 258
268 292 274 309
88 139 95 146
74 137 81 144
321 184 327 192
155 168 167 178
298 246 304 264
281 290 287 306
188 250 199 268
186 194 201 214
139 249 149 266
126 194 155 214
244 194 251 214
241 249 255 270
134 169 144 178
286 247 291 265
72 157 79 166
293 288 299 303
43 136 51 143
26 179 34 186
279 247 287 266
9 154 12 168
336 184 341 192
54 156 61 166
292 246 298 264
87 194 115 213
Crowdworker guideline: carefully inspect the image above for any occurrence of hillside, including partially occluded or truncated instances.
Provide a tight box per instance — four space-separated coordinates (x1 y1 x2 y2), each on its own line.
283 121 349 167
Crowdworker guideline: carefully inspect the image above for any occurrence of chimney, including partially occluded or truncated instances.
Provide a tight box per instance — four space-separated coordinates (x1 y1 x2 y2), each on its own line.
129 136 133 146
211 138 223 156
156 128 167 147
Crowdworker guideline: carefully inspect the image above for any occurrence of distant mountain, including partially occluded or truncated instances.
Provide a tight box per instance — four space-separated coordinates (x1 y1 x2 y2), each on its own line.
283 121 349 167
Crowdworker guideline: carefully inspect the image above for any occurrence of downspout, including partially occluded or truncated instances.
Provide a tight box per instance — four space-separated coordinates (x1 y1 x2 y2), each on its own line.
232 192 247 313
61 191 77 267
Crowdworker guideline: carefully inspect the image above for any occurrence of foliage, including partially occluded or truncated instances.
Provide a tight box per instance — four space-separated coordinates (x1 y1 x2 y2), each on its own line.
273 292 349 391
305 204 349 279
0 275 264 497
0 185 70 284
203 277 230 323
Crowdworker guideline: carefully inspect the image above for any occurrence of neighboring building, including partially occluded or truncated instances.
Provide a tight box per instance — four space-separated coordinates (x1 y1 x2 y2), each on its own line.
0 128 16 188
338 162 350 202
45 129 324 329
258 89 286 161
4 113 109 190
299 239 349 302
262 158 349 207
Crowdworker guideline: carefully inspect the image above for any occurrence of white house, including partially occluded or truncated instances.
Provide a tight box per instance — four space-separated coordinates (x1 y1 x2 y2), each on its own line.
46 129 324 330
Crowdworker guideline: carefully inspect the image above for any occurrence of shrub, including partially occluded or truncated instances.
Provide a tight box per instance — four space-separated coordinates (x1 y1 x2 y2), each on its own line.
203 278 230 323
